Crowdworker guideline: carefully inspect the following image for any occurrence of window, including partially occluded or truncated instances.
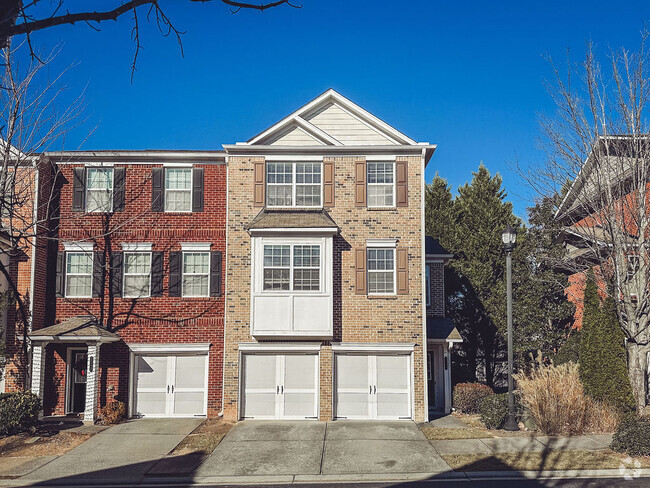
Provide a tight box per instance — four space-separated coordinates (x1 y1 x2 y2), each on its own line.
263 244 321 291
367 248 395 294
426 265 431 306
65 252 93 298
266 162 322 207
86 168 113 212
123 252 151 298
165 168 192 212
1 171 15 222
367 162 394 207
183 252 210 297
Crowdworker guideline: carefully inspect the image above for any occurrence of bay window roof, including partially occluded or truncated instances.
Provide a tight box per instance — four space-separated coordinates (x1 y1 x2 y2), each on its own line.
246 209 338 233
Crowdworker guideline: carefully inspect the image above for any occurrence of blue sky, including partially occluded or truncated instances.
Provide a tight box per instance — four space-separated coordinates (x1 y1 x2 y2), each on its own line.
18 0 650 217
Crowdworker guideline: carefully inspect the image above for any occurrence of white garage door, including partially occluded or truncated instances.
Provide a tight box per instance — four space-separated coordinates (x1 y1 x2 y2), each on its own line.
134 354 208 417
335 353 411 420
241 353 318 419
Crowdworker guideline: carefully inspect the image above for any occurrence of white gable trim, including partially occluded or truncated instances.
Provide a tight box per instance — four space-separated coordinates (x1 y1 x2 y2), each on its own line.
246 89 418 146
294 116 342 146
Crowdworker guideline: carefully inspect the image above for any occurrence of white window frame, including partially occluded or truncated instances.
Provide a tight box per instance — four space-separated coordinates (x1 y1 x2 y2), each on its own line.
261 242 323 293
367 161 396 208
182 251 211 297
366 240 397 296
122 251 152 299
86 167 114 213
266 162 323 208
164 167 193 213
65 251 93 299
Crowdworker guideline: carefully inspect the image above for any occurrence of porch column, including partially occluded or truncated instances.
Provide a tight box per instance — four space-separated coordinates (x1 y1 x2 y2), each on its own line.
444 344 452 414
84 343 101 422
30 342 46 419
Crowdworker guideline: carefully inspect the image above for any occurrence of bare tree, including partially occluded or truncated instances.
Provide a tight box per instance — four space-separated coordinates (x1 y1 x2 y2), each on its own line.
0 1 299 73
0 41 84 387
523 32 650 411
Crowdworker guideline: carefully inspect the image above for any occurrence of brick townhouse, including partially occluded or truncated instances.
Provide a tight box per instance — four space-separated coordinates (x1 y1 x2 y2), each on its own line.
221 89 459 422
26 151 227 421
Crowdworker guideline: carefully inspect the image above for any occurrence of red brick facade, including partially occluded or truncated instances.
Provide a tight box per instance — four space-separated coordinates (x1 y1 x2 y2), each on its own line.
35 155 227 418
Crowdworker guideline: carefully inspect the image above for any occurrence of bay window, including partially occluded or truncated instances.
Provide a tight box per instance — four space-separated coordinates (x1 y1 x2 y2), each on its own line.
262 244 320 292
266 162 322 207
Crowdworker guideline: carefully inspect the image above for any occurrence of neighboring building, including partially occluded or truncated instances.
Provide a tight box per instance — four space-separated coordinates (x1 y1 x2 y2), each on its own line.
221 89 438 422
425 237 462 415
27 151 227 421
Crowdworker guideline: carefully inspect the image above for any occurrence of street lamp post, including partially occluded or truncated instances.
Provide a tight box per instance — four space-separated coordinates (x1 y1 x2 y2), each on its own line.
502 224 519 432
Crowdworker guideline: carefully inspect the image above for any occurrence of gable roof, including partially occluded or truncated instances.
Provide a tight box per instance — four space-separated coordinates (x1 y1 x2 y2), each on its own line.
241 89 425 148
29 316 120 343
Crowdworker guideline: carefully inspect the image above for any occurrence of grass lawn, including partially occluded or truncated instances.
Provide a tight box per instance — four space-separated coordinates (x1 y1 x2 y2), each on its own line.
0 431 90 457
421 427 492 440
443 450 650 471
171 419 234 456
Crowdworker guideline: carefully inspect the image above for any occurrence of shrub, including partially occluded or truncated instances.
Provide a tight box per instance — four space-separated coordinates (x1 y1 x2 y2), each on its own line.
515 362 590 435
453 382 494 414
0 391 41 435
579 273 635 413
553 331 580 366
611 415 650 456
479 392 522 430
98 401 126 425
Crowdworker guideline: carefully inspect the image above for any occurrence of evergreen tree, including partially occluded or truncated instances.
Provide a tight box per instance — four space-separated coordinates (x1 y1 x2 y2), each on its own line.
578 270 600 392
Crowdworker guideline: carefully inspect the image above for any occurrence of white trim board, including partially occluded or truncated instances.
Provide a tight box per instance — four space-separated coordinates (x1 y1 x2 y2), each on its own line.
128 343 211 354
331 343 415 353
238 342 322 353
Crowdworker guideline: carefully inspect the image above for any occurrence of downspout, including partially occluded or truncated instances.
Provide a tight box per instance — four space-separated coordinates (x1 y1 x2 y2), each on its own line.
27 158 39 387
421 147 428 421
221 151 229 418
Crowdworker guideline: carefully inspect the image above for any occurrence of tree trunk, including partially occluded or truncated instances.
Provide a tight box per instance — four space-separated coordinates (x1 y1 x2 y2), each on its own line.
627 341 648 413
0 1 20 49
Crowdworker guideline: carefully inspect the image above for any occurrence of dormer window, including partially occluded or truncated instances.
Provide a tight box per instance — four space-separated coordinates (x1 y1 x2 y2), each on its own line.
266 162 322 207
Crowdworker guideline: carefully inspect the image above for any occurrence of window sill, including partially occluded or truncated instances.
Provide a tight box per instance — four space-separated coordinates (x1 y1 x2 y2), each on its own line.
180 296 216 300
367 294 398 300
366 207 398 211
61 297 94 301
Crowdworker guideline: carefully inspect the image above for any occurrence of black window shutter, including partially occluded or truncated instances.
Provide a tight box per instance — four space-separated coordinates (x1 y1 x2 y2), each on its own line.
151 168 164 212
169 252 182 297
72 168 86 211
151 251 164 297
210 251 222 297
92 252 105 298
110 252 123 298
56 251 66 297
113 167 125 211
192 167 204 212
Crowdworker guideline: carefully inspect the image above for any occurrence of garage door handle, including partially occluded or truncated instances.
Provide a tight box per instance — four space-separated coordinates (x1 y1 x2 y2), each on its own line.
374 385 376 394
281 386 284 394
277 386 279 394
167 385 169 393
171 385 174 394
369 385 372 394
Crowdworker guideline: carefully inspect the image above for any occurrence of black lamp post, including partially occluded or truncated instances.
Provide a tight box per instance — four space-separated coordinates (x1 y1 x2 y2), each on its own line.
502 224 519 431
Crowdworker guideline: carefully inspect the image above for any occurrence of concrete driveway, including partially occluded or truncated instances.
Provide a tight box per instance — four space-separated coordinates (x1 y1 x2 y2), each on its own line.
25 418 202 483
196 420 451 478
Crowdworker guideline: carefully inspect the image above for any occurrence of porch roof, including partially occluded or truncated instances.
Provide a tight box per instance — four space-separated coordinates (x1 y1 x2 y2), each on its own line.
427 317 463 342
246 209 339 232
29 316 120 343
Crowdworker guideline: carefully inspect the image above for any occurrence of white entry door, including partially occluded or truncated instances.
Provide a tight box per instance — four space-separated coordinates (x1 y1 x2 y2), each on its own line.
335 353 411 420
134 354 208 417
241 353 318 419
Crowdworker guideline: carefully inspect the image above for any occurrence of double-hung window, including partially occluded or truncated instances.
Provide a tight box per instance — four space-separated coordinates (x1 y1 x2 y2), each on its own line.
65 251 93 298
367 162 394 207
123 252 152 298
165 168 192 212
86 168 113 212
183 252 210 297
263 244 321 291
266 162 322 207
367 248 395 294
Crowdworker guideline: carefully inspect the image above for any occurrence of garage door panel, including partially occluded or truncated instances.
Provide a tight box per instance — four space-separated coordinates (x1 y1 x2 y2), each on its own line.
336 355 368 389
283 392 315 417
377 393 410 418
243 354 277 390
136 392 167 416
376 355 409 389
284 355 315 389
175 356 206 390
136 356 167 389
173 391 205 416
336 392 370 418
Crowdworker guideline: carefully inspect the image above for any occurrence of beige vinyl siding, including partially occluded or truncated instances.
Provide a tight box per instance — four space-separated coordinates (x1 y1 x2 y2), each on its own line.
305 103 395 145
269 126 324 146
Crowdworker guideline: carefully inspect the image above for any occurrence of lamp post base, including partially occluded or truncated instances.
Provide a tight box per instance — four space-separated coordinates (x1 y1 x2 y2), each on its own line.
503 416 520 431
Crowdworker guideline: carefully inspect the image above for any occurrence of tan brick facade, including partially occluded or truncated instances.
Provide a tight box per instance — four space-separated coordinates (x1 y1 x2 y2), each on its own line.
224 155 426 422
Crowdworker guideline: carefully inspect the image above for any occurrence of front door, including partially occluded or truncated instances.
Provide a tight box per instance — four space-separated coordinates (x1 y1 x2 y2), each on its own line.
334 353 412 420
428 344 445 412
240 353 318 419
68 350 87 413
134 354 208 417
